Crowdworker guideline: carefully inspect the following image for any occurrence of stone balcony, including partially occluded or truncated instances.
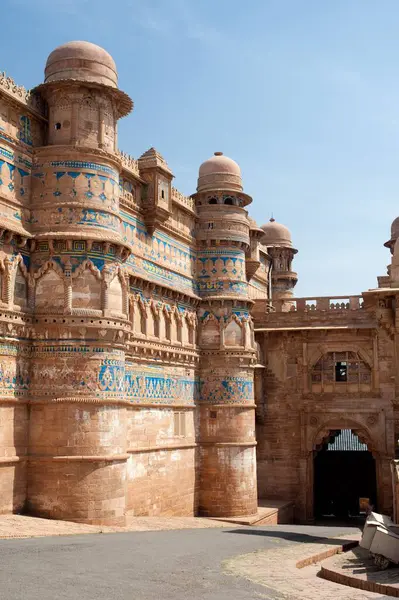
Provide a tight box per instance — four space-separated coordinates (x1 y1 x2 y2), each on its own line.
254 295 377 331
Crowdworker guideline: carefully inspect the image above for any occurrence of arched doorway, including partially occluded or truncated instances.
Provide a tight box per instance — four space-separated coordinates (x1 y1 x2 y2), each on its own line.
314 429 377 520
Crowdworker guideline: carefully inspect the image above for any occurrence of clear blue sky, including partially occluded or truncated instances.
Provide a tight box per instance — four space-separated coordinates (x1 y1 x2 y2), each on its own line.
1 0 399 296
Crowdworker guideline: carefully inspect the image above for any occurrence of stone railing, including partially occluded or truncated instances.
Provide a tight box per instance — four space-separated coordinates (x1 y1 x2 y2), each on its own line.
274 295 364 312
171 187 196 212
0 72 45 115
117 150 140 177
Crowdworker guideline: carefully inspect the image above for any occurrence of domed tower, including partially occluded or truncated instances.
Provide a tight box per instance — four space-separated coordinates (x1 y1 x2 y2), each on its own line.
384 217 399 285
27 42 132 525
193 152 258 518
261 218 298 304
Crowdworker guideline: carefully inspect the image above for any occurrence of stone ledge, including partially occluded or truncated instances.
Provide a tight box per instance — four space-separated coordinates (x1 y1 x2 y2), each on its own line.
320 544 399 597
210 499 294 526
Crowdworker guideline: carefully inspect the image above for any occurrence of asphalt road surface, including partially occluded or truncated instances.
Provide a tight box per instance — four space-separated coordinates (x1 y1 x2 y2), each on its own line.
0 524 361 600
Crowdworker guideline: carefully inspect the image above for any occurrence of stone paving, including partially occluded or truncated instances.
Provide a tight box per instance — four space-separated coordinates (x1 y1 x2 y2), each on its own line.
322 545 399 596
0 514 232 538
223 534 386 599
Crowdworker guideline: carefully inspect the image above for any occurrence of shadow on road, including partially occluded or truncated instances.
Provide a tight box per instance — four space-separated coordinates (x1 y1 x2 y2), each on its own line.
222 528 359 546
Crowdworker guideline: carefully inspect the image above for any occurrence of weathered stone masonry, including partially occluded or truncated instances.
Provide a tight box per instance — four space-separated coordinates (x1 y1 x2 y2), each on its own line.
1 39 399 525
0 41 262 525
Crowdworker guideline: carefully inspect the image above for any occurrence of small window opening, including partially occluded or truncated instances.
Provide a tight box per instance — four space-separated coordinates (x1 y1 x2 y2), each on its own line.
224 197 234 205
161 189 165 199
208 222 214 229
174 411 186 436
208 198 217 204
335 361 347 382
55 122 61 130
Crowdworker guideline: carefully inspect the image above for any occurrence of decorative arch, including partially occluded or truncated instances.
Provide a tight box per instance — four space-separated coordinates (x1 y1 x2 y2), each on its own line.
162 303 172 341
132 294 147 335
33 259 65 281
312 418 378 455
184 311 196 345
200 313 220 347
308 344 373 371
223 314 243 346
34 260 65 312
171 306 183 343
12 255 30 310
298 415 384 522
72 259 102 280
148 299 161 338
309 346 372 389
71 259 102 310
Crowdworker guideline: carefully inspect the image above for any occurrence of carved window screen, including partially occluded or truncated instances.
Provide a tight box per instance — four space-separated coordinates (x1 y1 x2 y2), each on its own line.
311 351 371 385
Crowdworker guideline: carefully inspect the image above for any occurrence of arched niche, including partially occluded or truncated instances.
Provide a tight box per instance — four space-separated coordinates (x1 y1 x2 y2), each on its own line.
35 268 64 311
108 275 124 316
174 312 183 343
162 309 172 341
72 268 102 310
132 296 147 335
13 264 28 310
200 316 220 348
147 303 160 338
224 318 243 346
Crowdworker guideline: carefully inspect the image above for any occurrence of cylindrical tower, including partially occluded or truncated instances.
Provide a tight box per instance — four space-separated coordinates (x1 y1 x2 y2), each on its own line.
260 218 297 307
193 152 257 517
27 41 132 525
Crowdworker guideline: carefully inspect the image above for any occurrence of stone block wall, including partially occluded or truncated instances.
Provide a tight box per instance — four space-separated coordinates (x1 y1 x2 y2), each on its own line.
255 313 397 522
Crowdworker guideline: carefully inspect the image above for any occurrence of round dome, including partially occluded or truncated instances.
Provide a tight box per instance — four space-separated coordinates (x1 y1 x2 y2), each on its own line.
197 152 242 193
199 152 241 177
260 218 292 247
45 41 118 88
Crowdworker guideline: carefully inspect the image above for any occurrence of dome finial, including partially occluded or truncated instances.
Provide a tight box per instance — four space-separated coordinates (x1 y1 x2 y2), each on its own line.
214 151 223 156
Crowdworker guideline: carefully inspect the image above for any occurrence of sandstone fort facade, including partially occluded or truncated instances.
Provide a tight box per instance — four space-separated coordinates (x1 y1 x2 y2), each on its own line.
0 40 398 525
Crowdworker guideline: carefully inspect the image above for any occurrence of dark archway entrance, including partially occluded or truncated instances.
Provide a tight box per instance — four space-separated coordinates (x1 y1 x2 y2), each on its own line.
314 429 377 519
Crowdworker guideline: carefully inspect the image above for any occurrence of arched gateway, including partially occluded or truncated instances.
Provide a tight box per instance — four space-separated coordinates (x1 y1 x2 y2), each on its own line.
298 417 392 523
314 429 377 519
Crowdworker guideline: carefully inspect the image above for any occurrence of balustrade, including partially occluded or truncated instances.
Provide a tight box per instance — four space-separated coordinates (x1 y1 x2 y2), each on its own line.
274 295 364 312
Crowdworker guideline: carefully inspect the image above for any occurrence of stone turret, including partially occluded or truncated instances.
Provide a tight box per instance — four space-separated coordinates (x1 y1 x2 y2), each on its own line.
27 41 132 525
192 152 258 518
138 147 173 234
260 218 298 306
383 217 399 287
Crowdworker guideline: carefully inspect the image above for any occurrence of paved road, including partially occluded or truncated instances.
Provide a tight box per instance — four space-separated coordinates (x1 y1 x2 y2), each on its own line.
0 524 362 600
